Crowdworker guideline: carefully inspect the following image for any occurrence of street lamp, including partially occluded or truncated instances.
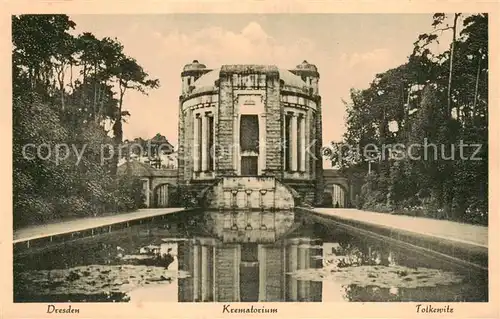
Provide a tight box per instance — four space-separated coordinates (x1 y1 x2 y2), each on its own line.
365 157 378 174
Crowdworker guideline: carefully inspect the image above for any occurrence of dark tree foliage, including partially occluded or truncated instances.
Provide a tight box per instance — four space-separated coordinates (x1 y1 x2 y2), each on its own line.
12 14 159 229
335 14 488 225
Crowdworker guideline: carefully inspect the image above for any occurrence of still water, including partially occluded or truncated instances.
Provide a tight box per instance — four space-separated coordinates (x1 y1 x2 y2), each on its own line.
14 210 488 302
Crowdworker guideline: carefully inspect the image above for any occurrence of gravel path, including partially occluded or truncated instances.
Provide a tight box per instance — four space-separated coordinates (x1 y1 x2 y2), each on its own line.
13 208 186 243
313 208 487 247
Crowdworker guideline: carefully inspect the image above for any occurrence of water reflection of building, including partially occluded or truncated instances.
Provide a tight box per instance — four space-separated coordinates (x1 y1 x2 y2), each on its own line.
204 211 295 243
177 211 322 302
177 238 322 302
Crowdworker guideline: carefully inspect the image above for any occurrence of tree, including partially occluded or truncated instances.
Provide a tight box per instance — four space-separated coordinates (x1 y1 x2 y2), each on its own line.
338 13 488 224
12 14 158 228
413 13 462 119
109 56 160 174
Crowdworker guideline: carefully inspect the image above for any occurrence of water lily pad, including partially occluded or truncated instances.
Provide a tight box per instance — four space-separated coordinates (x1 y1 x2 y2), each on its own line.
288 265 463 289
15 265 187 296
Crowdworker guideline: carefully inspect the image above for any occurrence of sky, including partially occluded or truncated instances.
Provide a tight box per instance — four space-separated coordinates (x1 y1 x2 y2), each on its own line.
70 14 450 145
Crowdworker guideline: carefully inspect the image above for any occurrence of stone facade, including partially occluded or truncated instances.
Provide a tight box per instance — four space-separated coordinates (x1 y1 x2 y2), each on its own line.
206 177 295 210
120 60 358 208
177 60 324 206
119 162 353 208
117 161 177 208
177 239 323 302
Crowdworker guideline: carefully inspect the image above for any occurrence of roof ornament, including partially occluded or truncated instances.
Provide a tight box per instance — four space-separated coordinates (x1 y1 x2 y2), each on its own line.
183 60 207 72
294 60 318 72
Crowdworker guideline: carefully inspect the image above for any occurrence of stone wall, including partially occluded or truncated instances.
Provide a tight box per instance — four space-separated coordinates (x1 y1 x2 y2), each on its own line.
214 244 240 302
265 72 283 177
177 240 194 302
216 73 235 175
177 99 186 184
314 97 324 205
263 245 284 301
150 175 177 192
323 170 350 192
128 167 346 208
283 181 317 205
205 177 295 210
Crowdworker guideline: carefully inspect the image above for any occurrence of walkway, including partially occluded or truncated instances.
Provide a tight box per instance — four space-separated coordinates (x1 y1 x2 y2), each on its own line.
308 208 488 273
312 208 487 248
13 208 186 244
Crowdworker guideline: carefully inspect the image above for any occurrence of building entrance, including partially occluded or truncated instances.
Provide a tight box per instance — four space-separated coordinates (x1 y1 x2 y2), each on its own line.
240 114 259 176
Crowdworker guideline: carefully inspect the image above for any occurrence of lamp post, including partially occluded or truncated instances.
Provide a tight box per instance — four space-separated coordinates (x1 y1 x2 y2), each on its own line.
366 159 374 174
365 157 378 175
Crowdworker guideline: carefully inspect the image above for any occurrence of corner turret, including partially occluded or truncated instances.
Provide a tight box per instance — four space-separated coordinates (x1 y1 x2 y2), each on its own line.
181 60 211 95
289 60 320 95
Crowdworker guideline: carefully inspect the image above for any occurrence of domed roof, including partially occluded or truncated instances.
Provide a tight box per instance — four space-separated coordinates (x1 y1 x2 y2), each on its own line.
189 66 309 93
191 68 220 93
294 60 318 72
183 60 207 72
279 69 309 89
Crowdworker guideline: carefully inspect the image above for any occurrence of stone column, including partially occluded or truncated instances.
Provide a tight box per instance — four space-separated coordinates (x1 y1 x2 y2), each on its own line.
178 241 194 301
233 114 240 174
193 242 200 301
259 114 266 175
234 245 241 301
258 245 267 301
311 113 316 178
287 240 298 301
304 244 311 300
290 114 298 171
305 110 312 175
201 245 209 301
299 115 306 172
141 178 150 208
281 241 287 301
298 242 307 301
207 113 214 171
201 113 208 172
193 114 200 172
212 246 217 299
284 114 289 170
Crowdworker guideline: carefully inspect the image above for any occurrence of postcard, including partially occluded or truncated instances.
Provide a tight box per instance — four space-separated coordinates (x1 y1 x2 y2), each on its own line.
2 1 499 318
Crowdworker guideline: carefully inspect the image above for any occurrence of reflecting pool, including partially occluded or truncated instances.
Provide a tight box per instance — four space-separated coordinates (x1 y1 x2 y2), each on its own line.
13 210 488 302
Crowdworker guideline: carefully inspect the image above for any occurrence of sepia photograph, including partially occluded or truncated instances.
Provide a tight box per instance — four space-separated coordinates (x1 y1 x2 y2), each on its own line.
4 2 499 318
